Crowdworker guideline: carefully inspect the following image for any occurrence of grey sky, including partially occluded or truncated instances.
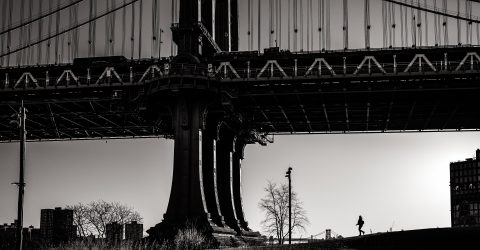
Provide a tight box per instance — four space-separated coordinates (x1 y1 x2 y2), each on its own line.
1 0 480 238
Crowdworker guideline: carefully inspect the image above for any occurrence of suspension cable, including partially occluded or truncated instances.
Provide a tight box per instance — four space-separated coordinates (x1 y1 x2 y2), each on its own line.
0 0 7 65
385 0 480 23
0 0 85 37
0 0 141 59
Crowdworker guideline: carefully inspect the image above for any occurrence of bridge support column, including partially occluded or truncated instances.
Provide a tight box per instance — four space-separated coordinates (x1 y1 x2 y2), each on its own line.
216 124 241 232
147 93 237 242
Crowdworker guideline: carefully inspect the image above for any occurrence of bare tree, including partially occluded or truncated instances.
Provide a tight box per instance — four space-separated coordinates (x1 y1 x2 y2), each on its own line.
67 200 143 238
259 182 308 245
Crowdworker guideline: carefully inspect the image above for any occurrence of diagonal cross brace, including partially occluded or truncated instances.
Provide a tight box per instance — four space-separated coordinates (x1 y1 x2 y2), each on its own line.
455 52 480 71
257 60 288 78
404 54 437 72
305 58 336 76
353 56 387 75
215 62 240 79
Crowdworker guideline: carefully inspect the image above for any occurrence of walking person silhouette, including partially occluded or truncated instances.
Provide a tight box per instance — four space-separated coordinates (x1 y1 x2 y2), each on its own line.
356 215 365 236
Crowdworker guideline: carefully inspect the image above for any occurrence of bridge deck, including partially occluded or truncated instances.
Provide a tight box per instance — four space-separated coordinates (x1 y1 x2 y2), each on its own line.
1 47 480 141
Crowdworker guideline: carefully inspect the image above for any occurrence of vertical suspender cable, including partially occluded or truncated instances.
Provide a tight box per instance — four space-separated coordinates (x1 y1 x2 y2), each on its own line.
138 0 143 59
457 0 461 45
131 0 136 58
0 0 7 66
69 0 74 61
365 0 370 49
417 0 422 46
247 0 251 50
411 0 416 46
388 2 392 47
326 0 331 50
287 0 291 50
88 0 93 57
319 0 322 50
152 0 158 58
36 0 43 64
382 1 386 48
6 0 13 66
400 1 405 47
258 0 261 51
443 0 448 45
424 0 428 46
18 0 25 65
269 0 273 47
466 0 472 44
343 0 348 50
293 0 297 51
46 0 52 64
310 0 313 50
391 3 396 47
433 0 438 45
111 0 116 56
404 1 409 47
300 0 304 50
476 18 480 45
122 0 127 56
103 0 111 56
278 0 282 48
27 0 33 64
158 2 162 58
170 0 174 56
54 0 60 63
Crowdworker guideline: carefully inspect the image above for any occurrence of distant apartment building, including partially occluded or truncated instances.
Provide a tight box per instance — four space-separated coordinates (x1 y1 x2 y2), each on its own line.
0 221 41 248
125 221 143 240
40 207 77 243
106 222 123 243
450 149 480 227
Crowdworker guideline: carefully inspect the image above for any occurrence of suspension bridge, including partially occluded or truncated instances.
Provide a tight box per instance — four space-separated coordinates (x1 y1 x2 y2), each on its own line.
1 0 480 244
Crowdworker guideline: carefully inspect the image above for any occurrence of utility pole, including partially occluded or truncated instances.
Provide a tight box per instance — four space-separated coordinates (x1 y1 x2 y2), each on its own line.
285 167 292 245
13 102 26 250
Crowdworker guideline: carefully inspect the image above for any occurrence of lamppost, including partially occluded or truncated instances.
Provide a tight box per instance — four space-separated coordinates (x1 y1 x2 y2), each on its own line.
285 167 292 245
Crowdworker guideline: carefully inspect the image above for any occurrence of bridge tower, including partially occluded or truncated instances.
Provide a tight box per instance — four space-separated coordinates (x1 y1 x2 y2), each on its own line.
146 0 261 245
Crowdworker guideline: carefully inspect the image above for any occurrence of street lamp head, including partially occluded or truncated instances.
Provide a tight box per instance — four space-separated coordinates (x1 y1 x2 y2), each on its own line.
285 167 292 177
